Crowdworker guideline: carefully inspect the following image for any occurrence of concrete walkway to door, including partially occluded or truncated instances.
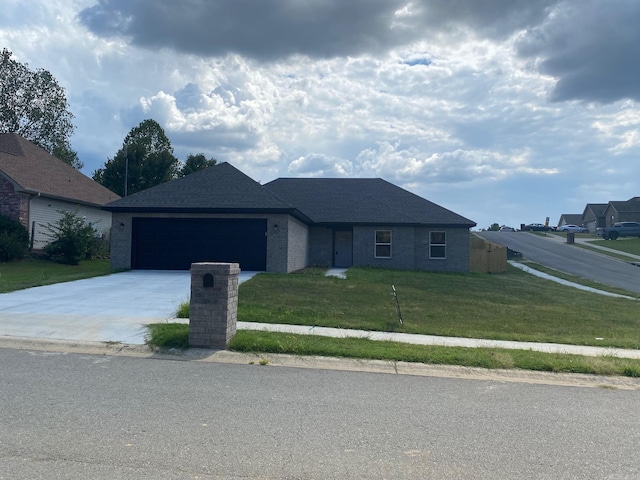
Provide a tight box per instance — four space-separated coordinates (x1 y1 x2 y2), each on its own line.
0 270 259 345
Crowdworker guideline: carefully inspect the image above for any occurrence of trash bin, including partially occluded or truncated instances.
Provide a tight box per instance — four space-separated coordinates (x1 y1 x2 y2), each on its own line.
566 232 575 244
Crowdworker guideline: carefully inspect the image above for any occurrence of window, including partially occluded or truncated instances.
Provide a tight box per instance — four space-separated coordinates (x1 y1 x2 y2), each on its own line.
429 231 446 259
375 230 391 258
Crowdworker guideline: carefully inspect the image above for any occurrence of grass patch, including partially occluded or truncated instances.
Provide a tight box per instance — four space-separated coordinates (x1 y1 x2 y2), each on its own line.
230 330 640 377
234 266 640 349
146 323 189 350
146 327 640 378
586 237 640 256
0 257 111 293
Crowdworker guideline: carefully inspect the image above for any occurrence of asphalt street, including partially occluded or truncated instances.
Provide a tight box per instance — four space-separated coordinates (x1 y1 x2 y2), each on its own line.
477 231 640 293
1 348 639 480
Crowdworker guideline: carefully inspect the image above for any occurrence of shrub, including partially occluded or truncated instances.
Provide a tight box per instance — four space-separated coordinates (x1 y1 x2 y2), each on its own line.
42 211 98 265
0 215 29 261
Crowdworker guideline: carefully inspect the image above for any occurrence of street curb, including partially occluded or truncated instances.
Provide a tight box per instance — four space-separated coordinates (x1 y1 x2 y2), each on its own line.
2 336 640 390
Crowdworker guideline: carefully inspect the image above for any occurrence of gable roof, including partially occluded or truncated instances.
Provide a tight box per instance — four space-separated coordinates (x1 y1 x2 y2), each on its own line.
265 177 476 226
104 162 300 215
0 133 119 206
583 203 607 216
558 213 583 226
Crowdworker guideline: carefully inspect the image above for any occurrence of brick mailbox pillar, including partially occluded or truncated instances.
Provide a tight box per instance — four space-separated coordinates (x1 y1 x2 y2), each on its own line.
189 262 240 349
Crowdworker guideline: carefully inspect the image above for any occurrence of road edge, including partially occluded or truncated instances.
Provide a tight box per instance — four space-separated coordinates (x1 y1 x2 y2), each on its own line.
2 336 639 390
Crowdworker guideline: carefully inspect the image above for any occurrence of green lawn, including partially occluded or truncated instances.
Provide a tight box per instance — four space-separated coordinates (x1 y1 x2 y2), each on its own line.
147 265 640 377
0 257 111 293
587 237 640 256
235 266 640 349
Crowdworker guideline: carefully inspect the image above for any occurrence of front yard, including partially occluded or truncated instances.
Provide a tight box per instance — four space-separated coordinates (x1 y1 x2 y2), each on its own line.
150 265 640 377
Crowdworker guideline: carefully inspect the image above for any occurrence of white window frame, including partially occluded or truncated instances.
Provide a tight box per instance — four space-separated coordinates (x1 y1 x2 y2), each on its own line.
375 230 392 258
429 231 446 259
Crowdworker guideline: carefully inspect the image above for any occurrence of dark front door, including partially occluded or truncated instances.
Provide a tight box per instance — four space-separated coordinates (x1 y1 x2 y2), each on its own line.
334 230 353 267
131 218 267 270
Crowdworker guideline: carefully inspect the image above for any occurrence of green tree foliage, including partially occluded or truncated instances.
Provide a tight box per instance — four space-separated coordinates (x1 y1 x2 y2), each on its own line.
0 215 29 262
180 153 217 176
487 223 500 231
0 48 82 169
42 211 97 265
92 119 179 196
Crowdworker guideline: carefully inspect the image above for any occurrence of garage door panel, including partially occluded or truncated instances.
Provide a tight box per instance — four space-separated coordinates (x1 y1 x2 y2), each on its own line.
132 218 267 271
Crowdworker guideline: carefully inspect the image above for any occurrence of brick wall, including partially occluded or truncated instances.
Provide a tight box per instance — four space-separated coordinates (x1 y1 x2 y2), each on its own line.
286 216 309 272
352 225 471 273
0 175 29 228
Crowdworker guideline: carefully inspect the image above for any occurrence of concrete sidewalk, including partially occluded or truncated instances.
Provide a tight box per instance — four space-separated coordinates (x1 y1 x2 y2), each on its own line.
547 232 640 260
236 322 640 360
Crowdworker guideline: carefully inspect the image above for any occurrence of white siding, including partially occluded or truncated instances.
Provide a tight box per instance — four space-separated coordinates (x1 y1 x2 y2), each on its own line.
29 197 112 249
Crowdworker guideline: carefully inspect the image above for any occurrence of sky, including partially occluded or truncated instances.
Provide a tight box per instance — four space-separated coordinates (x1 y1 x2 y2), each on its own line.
2 0 639 230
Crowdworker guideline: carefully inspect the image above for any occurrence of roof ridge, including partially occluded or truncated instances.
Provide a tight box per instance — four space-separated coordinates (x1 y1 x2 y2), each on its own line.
0 133 25 156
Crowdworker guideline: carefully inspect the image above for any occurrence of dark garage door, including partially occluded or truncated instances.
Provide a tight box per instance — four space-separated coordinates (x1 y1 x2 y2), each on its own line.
132 218 267 271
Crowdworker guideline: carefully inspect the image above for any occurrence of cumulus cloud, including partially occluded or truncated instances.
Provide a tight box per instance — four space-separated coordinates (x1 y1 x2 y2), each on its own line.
288 154 354 177
516 0 640 103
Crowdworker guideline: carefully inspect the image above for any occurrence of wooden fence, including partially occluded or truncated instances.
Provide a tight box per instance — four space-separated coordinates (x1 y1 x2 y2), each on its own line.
469 234 507 273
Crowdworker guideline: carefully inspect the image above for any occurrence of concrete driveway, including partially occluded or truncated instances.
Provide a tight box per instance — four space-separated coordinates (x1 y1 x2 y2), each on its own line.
0 270 259 345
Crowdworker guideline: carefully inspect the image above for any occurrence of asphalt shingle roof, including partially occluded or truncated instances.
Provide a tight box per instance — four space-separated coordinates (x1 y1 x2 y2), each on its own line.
609 200 640 213
265 177 476 226
105 162 475 227
105 162 296 213
0 133 120 206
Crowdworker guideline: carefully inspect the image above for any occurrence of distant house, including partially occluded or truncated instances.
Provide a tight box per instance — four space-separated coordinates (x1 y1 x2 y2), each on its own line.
602 198 640 227
104 162 476 273
581 203 607 233
557 214 583 228
0 133 120 248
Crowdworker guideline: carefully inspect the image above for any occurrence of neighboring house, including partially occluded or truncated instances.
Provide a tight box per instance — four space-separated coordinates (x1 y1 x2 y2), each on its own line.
602 198 640 227
0 133 120 249
104 162 476 273
581 203 607 233
556 214 583 228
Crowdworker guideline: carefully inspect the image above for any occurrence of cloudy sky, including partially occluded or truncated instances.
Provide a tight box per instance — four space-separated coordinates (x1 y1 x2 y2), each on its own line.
2 0 639 229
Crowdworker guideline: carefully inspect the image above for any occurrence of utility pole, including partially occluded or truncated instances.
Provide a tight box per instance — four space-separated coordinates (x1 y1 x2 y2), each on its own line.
124 144 128 197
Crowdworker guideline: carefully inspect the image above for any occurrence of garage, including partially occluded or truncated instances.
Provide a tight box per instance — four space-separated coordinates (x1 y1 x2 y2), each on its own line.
131 218 267 271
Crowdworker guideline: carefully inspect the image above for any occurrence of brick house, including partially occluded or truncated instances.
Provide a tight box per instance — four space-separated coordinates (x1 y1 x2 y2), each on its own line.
104 162 476 273
0 133 120 248
601 198 640 227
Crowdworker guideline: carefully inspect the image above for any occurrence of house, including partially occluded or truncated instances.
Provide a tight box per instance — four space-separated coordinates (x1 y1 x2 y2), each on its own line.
104 162 476 273
556 214 583 229
602 198 640 227
581 203 607 233
0 133 120 248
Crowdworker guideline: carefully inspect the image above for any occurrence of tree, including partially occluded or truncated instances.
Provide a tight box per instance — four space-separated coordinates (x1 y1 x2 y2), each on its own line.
180 153 217 176
487 223 500 231
93 119 179 196
42 211 97 265
0 48 82 169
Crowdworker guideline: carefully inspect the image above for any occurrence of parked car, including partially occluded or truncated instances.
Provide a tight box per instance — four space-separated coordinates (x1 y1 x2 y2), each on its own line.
597 222 640 240
557 224 588 233
499 225 515 232
523 223 550 231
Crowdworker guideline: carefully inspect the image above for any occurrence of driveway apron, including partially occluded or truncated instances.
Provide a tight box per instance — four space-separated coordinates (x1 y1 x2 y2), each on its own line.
0 271 258 344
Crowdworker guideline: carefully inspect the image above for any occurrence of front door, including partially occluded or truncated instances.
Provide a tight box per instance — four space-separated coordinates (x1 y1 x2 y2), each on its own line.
334 230 353 267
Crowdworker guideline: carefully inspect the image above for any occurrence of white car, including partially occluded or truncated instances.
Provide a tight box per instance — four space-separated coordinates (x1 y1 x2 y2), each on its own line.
557 224 588 233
